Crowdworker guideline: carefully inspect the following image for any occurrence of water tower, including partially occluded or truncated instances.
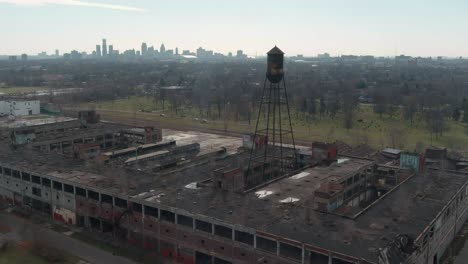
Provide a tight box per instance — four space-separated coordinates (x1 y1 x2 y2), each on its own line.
246 46 297 187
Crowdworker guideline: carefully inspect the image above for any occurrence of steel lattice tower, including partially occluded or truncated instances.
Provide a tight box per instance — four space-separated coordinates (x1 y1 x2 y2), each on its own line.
246 46 297 187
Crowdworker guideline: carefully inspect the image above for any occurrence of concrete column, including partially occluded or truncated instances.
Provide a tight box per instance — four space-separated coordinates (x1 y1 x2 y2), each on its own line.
328 253 332 264
301 245 305 264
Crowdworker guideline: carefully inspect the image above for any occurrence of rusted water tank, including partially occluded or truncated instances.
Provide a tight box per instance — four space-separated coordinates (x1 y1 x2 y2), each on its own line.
266 46 284 83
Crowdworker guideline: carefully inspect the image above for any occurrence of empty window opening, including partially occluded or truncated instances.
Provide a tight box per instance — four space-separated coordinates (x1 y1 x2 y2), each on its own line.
32 175 41 184
214 257 232 264
21 172 30 182
215 225 232 239
76 187 86 197
32 187 41 197
160 210 175 223
195 219 212 233
101 194 112 204
52 181 62 191
64 184 74 194
12 170 20 179
177 215 193 228
332 258 354 264
132 202 142 213
88 190 99 201
257 236 277 253
309 251 329 264
235 230 254 246
115 197 127 208
144 206 158 218
279 242 302 260
42 178 51 187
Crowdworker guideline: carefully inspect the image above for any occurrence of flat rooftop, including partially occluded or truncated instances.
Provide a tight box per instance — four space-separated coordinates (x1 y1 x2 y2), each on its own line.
0 129 466 263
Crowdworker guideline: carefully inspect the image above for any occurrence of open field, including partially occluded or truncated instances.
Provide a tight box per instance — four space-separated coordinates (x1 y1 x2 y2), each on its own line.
78 96 468 153
0 86 50 95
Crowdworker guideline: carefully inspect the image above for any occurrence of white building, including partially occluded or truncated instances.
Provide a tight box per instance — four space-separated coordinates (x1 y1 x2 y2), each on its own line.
0 100 40 117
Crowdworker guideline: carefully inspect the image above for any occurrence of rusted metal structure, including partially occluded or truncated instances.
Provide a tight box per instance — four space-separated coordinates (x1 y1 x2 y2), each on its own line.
247 46 297 187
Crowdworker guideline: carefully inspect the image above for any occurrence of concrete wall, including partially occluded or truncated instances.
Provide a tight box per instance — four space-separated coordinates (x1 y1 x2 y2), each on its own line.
0 100 40 116
405 179 468 264
0 162 389 264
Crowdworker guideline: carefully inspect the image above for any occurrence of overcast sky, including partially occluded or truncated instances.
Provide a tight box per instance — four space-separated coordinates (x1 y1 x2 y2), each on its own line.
1 0 467 57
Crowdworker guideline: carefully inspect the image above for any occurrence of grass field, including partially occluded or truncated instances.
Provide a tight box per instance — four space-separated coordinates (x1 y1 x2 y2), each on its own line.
0 86 49 95
80 96 468 153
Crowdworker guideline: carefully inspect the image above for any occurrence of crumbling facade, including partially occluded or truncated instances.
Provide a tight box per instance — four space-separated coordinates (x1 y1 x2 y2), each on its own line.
0 117 467 264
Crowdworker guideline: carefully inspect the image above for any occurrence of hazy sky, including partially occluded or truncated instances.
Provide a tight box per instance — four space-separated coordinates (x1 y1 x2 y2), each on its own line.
1 0 467 57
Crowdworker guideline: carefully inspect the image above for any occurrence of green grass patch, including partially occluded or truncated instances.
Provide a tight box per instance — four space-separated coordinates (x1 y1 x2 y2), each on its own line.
0 86 50 95
81 96 468 153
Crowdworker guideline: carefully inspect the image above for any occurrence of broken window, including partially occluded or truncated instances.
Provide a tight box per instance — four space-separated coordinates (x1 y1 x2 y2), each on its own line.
53 181 62 191
195 219 212 233
215 225 232 239
21 172 30 182
12 170 20 179
235 230 254 246
279 242 302 260
332 257 353 264
144 206 158 218
114 197 127 208
32 175 41 184
132 202 142 213
64 184 74 194
42 178 51 187
160 210 175 223
214 257 232 264
309 251 329 264
88 190 99 201
177 215 193 228
256 236 277 253
32 187 41 197
76 187 86 197
101 194 112 204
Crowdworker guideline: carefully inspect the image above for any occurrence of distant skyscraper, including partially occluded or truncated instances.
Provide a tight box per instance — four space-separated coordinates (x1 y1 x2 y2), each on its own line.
141 42 148 57
175 47 179 55
160 43 166 54
21 54 28 61
109 45 114 56
55 49 59 57
102 39 107 56
96 45 101 57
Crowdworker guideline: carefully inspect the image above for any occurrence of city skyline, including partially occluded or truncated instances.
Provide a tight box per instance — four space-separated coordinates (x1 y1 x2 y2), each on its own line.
1 0 468 57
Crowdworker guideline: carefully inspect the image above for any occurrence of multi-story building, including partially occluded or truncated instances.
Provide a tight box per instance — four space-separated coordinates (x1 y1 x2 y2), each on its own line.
96 45 101 57
102 39 108 57
0 115 467 264
0 100 40 117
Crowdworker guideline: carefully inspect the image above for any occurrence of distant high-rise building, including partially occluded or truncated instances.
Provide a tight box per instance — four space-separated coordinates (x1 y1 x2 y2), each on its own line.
21 54 28 61
55 49 59 57
236 50 243 57
141 42 148 57
109 45 114 56
175 47 179 55
102 39 107 56
8 56 17 61
96 45 102 57
160 43 166 54
136 51 141 56
228 52 233 57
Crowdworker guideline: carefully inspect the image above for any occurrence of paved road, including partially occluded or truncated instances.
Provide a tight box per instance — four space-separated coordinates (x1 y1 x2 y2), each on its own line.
0 211 138 264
